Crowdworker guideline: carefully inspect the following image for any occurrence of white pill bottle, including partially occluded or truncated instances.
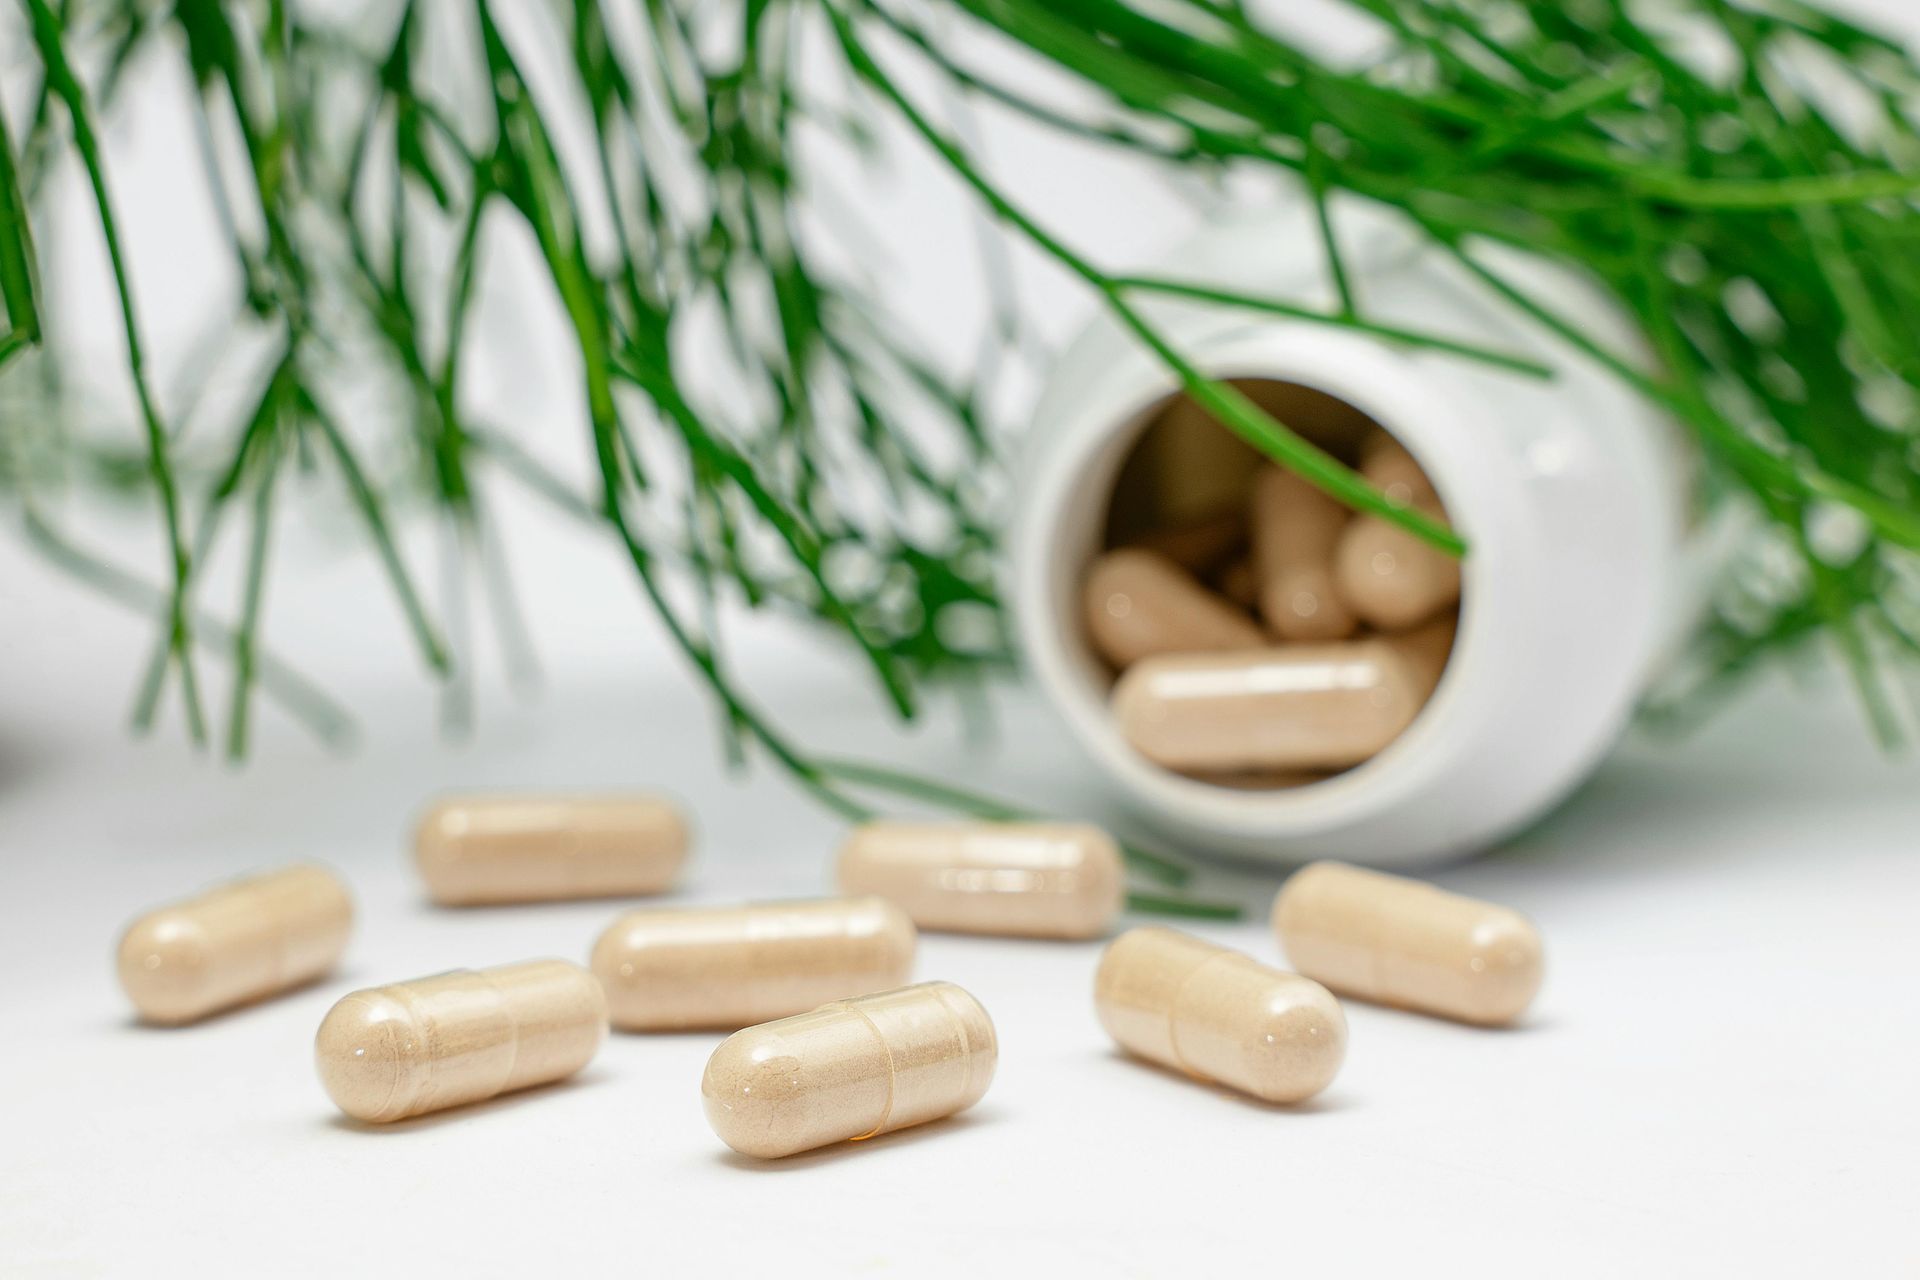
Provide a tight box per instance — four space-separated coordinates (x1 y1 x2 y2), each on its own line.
1010 198 1699 871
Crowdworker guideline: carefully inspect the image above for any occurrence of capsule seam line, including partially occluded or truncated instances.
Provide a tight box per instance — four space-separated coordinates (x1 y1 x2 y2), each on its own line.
845 1006 896 1141
484 970 524 1097
1166 954 1231 1084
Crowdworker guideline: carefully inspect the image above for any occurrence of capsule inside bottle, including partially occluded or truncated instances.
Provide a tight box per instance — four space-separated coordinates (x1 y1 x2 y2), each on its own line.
116 864 354 1026
1095 927 1346 1104
837 821 1124 939
1250 466 1356 642
1333 495 1461 631
413 792 689 905
316 959 608 1122
1082 548 1266 670
1111 641 1423 772
1083 394 1462 793
1272 861 1544 1025
590 896 916 1031
702 982 997 1159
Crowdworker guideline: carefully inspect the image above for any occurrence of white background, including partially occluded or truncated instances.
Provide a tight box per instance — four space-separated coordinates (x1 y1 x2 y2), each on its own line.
3 1 1919 1275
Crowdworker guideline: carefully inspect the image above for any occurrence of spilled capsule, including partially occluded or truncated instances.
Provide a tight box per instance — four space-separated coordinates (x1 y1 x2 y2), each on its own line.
1273 861 1544 1026
590 896 916 1031
1249 466 1356 642
1095 927 1345 1103
702 982 997 1159
116 864 353 1026
837 821 1124 940
316 959 607 1122
1082 548 1265 670
1111 641 1424 772
413 792 688 905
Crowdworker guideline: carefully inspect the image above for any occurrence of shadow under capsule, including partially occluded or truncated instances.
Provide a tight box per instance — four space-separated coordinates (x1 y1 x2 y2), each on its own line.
709 1107 1004 1172
1097 1048 1357 1115
318 1067 613 1135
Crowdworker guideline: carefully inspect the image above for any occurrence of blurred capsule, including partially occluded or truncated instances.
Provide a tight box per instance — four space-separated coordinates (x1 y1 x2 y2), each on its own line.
1358 429 1436 507
116 864 353 1026
1392 611 1458 699
1250 466 1357 642
413 792 688 905
1111 641 1423 772
1333 494 1462 631
1083 549 1265 670
837 821 1123 939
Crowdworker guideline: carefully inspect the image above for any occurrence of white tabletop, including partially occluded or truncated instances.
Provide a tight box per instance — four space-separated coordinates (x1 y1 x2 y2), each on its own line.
5 0 1917 1269
3 516 1915 1276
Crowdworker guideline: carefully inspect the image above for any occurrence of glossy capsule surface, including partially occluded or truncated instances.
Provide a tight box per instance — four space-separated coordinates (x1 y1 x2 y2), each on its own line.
413 792 688 905
1273 861 1544 1026
590 896 916 1031
1111 641 1423 771
1082 548 1265 670
1095 927 1346 1103
1333 495 1461 631
702 982 997 1159
1250 466 1357 642
837 821 1124 939
116 864 353 1025
316 959 607 1122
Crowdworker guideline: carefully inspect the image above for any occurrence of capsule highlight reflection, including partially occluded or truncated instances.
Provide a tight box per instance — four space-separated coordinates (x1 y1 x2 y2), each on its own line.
590 896 916 1031
702 982 997 1159
1111 641 1423 771
116 864 353 1025
1272 861 1544 1025
837 821 1124 939
1095 927 1345 1103
1082 548 1265 670
315 959 608 1122
413 792 688 905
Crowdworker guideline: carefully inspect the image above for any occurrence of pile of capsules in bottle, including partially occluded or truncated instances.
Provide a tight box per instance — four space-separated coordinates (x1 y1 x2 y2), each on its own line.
1085 404 1462 788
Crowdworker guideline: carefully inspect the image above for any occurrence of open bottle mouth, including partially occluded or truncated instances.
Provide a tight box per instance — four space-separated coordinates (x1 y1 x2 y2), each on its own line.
1076 377 1462 793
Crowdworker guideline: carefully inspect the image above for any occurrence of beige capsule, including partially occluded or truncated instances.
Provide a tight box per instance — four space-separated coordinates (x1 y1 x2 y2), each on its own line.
1095 927 1345 1103
1217 556 1258 609
1358 429 1436 507
1333 495 1462 631
1392 611 1458 700
1249 466 1357 642
413 792 688 905
1140 395 1263 527
1083 549 1265 670
315 959 607 1122
1272 861 1544 1026
702 982 997 1159
590 896 916 1031
116 864 353 1026
1111 641 1424 772
837 821 1124 940
1130 511 1248 576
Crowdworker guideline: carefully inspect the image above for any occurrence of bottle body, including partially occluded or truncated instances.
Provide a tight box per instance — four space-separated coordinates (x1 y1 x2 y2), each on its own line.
1012 199 1691 869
